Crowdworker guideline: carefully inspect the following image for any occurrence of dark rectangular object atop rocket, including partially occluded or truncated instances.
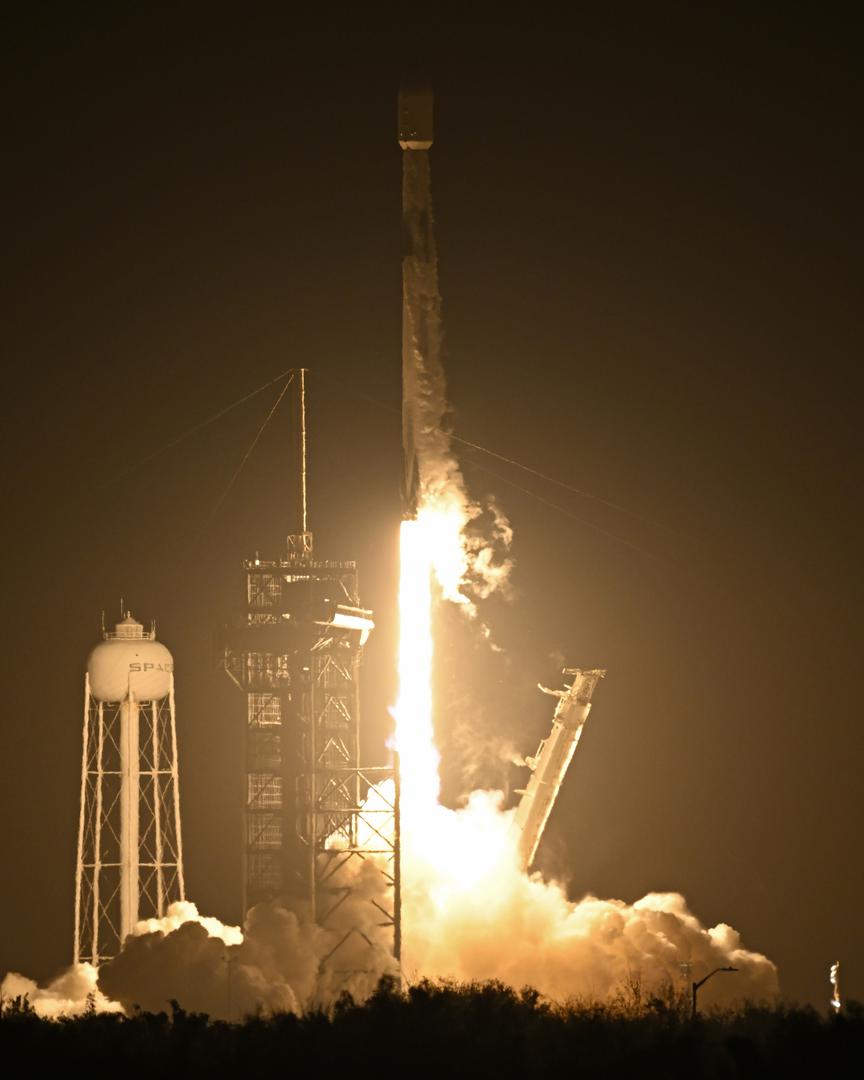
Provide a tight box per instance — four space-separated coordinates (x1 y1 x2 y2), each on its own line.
398 87 434 150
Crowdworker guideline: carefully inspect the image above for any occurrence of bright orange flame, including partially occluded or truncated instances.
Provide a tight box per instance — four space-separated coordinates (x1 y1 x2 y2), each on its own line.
394 508 519 893
394 516 440 822
390 506 778 1004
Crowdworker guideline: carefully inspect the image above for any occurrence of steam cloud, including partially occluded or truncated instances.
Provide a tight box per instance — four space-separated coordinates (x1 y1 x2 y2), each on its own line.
97 860 398 1018
399 791 777 1004
3 784 776 1019
1 963 122 1019
3 807 776 1020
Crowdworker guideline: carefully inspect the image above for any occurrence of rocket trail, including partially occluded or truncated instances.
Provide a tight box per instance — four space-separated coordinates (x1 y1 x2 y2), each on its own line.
399 87 447 518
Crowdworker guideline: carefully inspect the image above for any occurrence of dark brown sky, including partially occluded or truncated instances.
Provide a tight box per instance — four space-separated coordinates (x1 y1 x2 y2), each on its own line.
1 6 861 1007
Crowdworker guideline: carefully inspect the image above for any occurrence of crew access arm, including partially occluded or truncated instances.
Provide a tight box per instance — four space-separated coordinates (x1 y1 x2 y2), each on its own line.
513 668 606 871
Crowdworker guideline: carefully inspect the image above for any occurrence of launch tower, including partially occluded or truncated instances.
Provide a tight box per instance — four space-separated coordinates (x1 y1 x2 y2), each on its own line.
220 371 399 974
74 613 185 965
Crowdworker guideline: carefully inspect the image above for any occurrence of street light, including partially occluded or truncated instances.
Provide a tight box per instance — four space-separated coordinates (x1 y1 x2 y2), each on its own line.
691 966 738 1019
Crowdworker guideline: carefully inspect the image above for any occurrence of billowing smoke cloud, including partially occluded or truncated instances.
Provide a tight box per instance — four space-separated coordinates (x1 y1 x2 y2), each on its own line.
2 852 399 1020
2 779 777 1020
1 962 122 1018
98 856 398 1018
4 835 776 1021
399 790 778 1005
99 901 320 1017
132 899 243 946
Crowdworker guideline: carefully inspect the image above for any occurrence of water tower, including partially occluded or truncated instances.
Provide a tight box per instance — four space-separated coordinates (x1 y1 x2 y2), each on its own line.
74 613 185 965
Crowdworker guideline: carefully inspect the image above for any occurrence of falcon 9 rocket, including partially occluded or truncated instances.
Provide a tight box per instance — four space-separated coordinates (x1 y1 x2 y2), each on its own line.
399 87 438 517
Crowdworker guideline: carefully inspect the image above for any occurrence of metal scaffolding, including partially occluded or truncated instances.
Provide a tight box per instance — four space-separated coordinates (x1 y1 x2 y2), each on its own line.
221 544 400 975
74 642 184 965
219 372 400 977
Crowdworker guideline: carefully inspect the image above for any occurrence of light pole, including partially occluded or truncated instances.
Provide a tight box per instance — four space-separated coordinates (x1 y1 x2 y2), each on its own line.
691 966 738 1020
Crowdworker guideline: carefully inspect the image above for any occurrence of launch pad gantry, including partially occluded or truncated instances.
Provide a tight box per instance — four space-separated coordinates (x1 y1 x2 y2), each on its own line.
219 371 400 976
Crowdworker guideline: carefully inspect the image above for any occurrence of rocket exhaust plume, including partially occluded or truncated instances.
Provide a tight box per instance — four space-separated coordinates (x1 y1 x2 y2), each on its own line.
392 85 776 1007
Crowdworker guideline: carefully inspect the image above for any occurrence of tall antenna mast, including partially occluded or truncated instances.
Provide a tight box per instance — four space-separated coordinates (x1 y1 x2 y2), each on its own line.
299 367 308 536
286 368 311 558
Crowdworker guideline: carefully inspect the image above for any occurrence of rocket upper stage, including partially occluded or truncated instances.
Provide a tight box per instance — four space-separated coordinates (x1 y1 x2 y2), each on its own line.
398 87 434 150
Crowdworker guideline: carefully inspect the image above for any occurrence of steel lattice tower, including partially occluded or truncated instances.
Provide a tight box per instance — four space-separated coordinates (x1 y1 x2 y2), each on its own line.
220 370 400 976
74 613 185 965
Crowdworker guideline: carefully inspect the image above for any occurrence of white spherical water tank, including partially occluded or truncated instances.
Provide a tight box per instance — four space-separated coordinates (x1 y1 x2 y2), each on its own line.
87 614 174 702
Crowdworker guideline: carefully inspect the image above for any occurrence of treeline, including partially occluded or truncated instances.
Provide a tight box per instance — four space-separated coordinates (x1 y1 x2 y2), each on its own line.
2 978 860 1078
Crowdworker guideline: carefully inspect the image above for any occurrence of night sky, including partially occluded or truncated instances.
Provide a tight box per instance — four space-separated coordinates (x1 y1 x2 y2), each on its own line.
2 7 861 1008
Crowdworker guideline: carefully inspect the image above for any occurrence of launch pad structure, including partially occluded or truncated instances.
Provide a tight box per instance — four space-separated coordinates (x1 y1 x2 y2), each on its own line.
513 668 606 871
220 370 401 978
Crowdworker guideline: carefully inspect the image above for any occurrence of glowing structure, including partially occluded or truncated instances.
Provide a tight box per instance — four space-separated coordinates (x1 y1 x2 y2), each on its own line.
74 613 185 965
220 370 400 973
514 668 606 870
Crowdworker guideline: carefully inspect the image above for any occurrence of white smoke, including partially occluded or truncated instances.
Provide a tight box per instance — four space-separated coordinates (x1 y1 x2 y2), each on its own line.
94 791 778 1014
1 771 777 1020
97 862 397 1019
99 901 320 1018
398 789 778 1006
1 837 402 1022
132 899 243 946
1 962 122 1019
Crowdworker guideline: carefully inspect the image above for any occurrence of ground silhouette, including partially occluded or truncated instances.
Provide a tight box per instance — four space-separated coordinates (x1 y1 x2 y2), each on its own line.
3 977 860 1078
